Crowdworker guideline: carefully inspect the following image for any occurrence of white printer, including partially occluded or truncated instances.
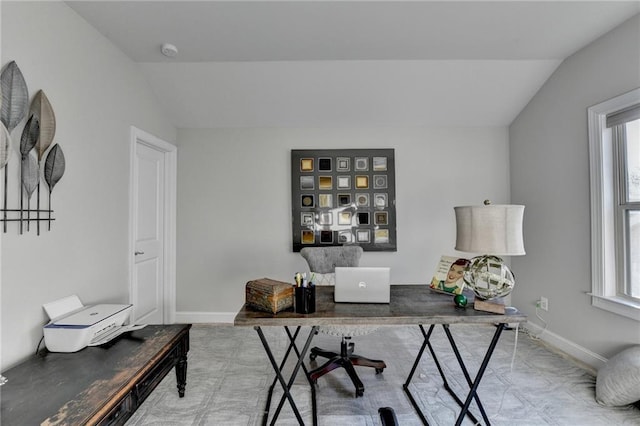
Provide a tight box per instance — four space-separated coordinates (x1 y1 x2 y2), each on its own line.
43 295 145 353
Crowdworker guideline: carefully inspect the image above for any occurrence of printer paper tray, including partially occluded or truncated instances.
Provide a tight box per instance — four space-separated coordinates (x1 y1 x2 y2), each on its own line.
89 324 147 346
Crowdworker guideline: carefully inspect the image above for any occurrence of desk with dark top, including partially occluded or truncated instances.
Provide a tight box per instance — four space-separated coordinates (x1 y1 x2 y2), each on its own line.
0 324 191 426
235 285 527 426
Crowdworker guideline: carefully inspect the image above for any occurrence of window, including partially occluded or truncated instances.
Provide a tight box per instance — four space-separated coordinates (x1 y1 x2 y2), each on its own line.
614 116 640 300
588 88 640 321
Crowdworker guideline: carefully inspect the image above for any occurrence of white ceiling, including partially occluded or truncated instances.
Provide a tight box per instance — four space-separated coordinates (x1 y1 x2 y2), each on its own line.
66 1 640 128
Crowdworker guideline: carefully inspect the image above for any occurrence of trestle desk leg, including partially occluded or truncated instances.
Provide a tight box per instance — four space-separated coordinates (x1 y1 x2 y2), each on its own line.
256 326 304 425
448 323 506 426
255 325 318 426
271 326 318 426
263 326 302 425
441 324 488 425
403 324 434 425
404 323 507 426
286 326 319 426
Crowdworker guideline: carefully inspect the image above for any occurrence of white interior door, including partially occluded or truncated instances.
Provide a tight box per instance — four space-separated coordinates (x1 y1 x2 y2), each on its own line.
130 127 177 324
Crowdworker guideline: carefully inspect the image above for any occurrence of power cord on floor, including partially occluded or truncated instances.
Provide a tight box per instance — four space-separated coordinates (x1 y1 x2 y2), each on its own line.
427 318 548 425
468 308 549 425
481 323 519 423
483 383 513 424
510 323 519 372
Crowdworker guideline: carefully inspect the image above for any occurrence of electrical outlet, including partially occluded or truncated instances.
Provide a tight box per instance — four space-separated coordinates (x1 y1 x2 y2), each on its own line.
539 296 549 311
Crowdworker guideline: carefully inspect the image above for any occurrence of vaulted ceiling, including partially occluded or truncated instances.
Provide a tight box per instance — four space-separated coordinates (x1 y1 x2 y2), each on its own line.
66 1 640 128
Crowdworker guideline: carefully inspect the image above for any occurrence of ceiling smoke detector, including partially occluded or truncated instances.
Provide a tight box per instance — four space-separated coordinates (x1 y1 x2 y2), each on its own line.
161 43 178 58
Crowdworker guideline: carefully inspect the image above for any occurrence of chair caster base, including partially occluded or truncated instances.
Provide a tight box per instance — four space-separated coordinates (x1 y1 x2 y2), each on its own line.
308 340 386 399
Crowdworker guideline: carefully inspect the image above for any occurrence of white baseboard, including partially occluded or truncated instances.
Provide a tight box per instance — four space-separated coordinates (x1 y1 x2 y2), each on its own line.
175 311 235 324
524 321 607 372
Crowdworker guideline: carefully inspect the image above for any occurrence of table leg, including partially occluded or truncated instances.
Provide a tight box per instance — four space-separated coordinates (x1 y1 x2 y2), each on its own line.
288 327 318 426
271 326 318 425
403 323 507 426
263 326 302 423
175 331 189 398
448 323 505 426
175 353 188 398
403 325 434 425
255 325 318 426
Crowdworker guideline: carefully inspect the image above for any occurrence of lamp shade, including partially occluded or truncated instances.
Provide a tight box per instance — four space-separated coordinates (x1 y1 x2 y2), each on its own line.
454 204 525 256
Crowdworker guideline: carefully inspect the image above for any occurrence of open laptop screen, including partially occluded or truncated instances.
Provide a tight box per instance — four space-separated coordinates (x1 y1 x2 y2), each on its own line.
334 267 391 303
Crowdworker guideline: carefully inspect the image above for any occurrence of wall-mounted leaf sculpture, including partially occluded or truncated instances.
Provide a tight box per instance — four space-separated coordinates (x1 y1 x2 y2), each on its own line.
22 153 39 198
0 121 11 169
44 144 65 192
20 115 39 159
44 144 65 230
1 122 11 232
21 153 38 232
0 61 29 133
30 90 56 162
19 115 40 232
31 90 56 234
0 122 11 232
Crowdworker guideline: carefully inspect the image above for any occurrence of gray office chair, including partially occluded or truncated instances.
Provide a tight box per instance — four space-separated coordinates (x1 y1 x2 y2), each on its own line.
300 246 386 397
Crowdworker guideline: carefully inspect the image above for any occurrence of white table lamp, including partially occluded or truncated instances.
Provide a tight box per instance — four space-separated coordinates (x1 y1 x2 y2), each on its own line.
454 200 525 312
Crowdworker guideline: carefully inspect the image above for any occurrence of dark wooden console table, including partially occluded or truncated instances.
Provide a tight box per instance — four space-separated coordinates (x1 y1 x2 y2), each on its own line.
0 324 191 426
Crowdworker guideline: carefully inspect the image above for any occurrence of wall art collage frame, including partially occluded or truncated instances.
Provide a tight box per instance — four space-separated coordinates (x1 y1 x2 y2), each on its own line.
291 148 397 252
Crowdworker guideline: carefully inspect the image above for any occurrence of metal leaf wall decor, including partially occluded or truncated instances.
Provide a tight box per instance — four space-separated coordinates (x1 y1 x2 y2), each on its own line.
21 153 38 232
1 61 28 232
18 115 40 232
31 90 56 162
30 90 56 234
1 122 11 232
20 115 39 158
0 61 29 133
0 61 66 234
44 144 65 193
22 153 39 198
44 144 65 230
0 122 11 170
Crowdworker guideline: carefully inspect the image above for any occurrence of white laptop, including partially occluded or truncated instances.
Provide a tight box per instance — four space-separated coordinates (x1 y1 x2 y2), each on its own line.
334 267 391 303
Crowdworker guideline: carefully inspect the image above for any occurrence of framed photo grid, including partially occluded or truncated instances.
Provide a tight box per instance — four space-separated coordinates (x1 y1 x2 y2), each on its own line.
291 148 397 252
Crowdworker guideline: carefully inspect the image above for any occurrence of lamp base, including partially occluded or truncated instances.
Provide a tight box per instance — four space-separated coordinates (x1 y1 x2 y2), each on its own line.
465 255 515 300
473 298 505 314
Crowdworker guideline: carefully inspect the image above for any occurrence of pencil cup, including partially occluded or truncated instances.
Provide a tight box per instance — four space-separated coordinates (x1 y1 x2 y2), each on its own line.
295 286 316 314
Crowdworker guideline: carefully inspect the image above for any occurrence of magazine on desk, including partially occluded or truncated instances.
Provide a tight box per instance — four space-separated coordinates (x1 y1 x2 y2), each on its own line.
429 255 470 296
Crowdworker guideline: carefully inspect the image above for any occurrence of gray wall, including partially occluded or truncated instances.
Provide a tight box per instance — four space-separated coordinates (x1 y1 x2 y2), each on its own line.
1 1 176 369
176 127 510 316
510 14 640 361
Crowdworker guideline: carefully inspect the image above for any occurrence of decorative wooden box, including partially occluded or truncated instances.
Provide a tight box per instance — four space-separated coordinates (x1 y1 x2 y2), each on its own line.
245 278 294 314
